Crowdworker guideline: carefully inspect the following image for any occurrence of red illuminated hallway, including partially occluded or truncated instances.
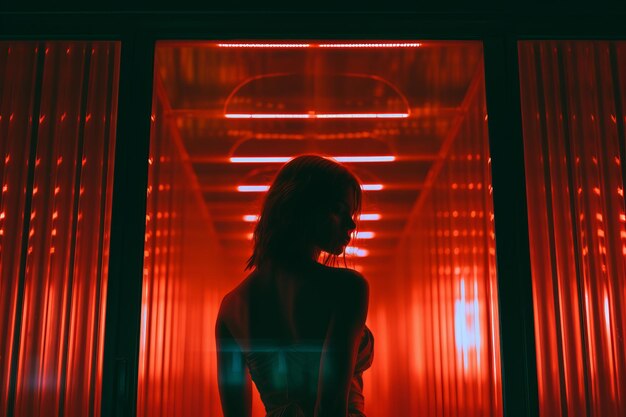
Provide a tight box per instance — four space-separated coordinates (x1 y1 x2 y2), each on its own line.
136 40 501 417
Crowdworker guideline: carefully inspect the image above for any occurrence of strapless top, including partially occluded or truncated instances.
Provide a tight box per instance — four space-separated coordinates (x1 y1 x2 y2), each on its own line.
242 325 374 417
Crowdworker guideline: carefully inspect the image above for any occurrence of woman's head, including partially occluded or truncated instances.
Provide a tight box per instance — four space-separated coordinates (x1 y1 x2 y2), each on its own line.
245 154 363 271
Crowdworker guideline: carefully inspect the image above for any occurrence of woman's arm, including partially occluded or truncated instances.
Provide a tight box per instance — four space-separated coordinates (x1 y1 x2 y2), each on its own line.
215 296 252 417
314 273 369 417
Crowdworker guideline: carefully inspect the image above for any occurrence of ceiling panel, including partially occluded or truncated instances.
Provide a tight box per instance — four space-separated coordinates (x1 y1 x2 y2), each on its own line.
154 41 485 270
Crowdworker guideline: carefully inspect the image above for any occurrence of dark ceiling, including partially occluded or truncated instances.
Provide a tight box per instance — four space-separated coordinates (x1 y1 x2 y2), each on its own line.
1 0 620 14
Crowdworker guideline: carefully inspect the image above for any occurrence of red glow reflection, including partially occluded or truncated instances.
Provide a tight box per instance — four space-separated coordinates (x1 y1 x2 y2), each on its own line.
455 278 481 370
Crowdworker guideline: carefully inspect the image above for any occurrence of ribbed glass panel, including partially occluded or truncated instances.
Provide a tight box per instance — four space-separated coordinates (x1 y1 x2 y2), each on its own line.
0 41 120 417
519 40 626 417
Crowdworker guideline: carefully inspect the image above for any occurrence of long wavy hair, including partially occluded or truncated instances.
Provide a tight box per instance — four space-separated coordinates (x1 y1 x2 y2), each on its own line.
245 154 363 271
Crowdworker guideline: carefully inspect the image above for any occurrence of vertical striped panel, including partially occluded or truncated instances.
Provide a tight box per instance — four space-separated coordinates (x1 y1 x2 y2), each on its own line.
0 41 120 417
519 40 626 417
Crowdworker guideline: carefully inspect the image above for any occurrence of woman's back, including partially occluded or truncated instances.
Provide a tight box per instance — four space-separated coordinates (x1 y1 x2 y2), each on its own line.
215 155 372 417
247 263 336 341
218 262 373 417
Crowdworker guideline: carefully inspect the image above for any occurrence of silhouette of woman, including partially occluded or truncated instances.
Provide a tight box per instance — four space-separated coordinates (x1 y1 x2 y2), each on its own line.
215 154 374 417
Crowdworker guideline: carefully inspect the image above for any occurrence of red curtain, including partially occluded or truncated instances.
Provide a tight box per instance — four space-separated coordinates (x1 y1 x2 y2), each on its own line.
0 41 120 417
519 41 626 417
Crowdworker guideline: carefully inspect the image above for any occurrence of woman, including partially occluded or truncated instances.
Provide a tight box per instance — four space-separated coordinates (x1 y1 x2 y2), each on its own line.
215 154 374 417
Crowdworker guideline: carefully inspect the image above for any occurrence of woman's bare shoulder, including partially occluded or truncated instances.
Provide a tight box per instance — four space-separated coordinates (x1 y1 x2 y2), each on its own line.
220 266 366 309
339 267 367 285
317 266 368 295
324 265 365 281
218 272 256 316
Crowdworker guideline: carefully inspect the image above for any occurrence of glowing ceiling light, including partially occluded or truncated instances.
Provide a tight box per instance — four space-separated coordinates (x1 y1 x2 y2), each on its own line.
359 213 381 221
334 156 395 162
355 231 375 239
315 113 408 119
318 42 422 48
225 113 408 119
226 114 311 119
345 246 369 257
245 214 379 224
237 185 270 192
217 43 311 48
238 184 382 192
216 42 422 48
314 113 409 119
230 156 395 163
361 184 383 191
231 157 292 163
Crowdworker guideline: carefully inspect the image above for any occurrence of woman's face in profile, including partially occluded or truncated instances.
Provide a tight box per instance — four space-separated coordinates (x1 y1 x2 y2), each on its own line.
313 189 357 256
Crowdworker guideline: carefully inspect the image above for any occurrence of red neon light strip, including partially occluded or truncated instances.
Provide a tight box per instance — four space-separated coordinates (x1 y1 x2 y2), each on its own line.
245 213 381 221
225 113 409 119
237 185 270 192
335 156 395 162
247 233 373 244
359 213 381 221
237 184 383 192
345 246 369 257
361 184 383 191
315 113 409 119
231 157 292 163
217 42 422 48
226 114 311 119
217 43 311 48
230 156 395 163
318 42 422 48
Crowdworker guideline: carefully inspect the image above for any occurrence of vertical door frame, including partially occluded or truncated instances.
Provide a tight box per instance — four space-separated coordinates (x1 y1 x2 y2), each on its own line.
100 32 155 417
483 36 540 417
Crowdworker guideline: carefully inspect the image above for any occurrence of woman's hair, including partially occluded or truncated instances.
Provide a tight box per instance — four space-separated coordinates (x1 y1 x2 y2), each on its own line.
245 154 363 271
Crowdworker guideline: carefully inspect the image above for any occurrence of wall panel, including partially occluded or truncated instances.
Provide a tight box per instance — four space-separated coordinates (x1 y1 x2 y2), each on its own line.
519 40 626 417
0 41 120 417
